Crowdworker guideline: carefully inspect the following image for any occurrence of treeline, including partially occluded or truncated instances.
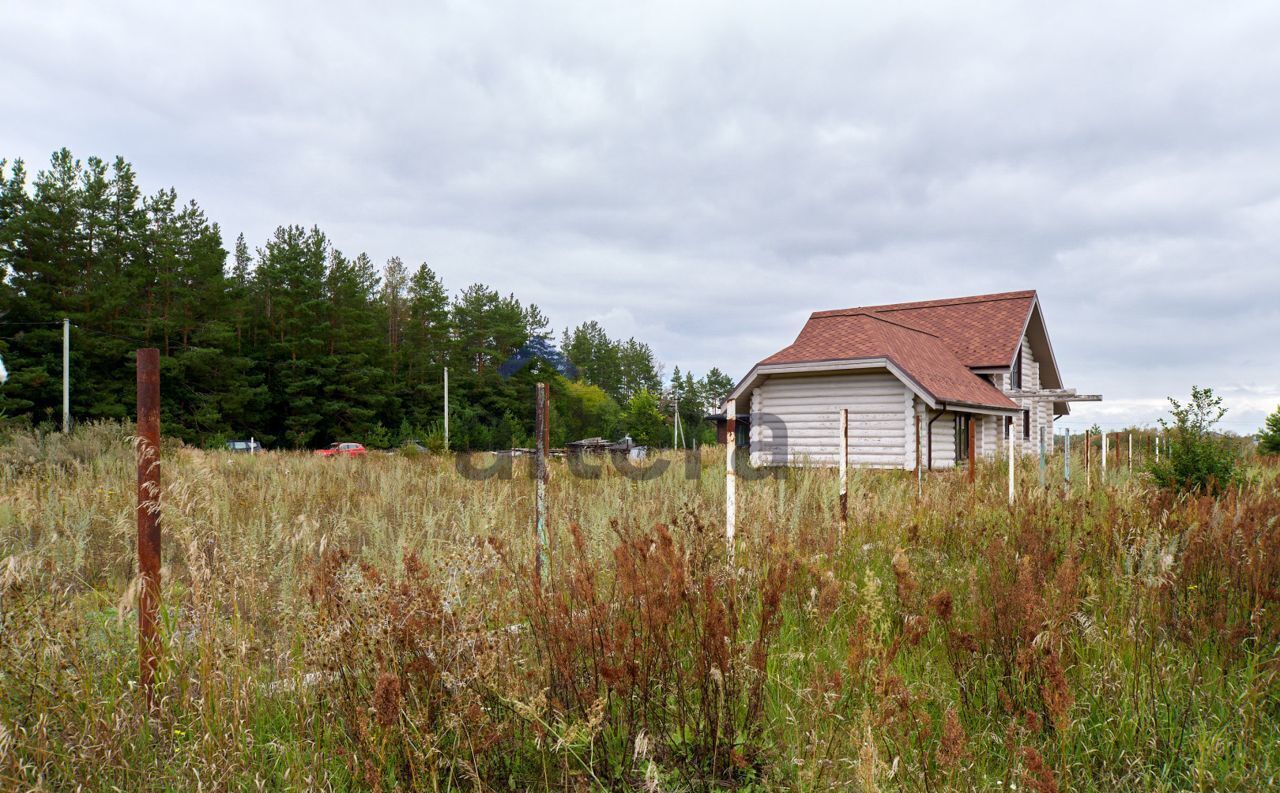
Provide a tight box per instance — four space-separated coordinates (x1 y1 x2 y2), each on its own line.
0 149 734 449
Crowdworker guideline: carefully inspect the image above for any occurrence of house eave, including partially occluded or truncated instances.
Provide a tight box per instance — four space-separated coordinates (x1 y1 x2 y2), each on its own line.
726 357 942 412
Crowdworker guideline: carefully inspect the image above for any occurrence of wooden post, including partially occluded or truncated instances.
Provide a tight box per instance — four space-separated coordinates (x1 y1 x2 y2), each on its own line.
838 408 848 533
443 367 449 451
725 402 737 566
136 349 161 712
967 416 976 485
534 382 550 586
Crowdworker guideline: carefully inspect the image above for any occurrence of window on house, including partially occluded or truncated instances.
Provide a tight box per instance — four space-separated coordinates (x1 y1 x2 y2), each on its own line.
1023 409 1031 440
1011 355 1022 390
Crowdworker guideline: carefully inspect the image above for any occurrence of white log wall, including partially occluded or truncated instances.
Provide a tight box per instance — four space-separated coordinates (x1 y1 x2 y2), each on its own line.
750 372 909 468
926 410 958 469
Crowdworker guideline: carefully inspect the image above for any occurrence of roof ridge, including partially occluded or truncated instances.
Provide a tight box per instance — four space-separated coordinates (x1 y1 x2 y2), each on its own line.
862 311 942 339
813 289 1035 318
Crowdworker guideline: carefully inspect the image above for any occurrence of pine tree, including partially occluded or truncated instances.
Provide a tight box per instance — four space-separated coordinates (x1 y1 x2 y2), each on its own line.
401 263 450 430
1257 405 1280 456
0 149 732 450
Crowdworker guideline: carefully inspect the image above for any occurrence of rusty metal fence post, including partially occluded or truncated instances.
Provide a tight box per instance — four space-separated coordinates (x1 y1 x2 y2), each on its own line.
136 348 161 711
534 382 550 587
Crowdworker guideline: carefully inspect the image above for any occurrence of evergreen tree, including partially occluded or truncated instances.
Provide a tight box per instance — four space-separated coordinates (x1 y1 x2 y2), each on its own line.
0 148 731 451
400 262 450 430
1257 405 1280 456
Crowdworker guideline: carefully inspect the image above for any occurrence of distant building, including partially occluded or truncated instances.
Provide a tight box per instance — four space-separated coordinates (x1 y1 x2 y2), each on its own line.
724 290 1098 469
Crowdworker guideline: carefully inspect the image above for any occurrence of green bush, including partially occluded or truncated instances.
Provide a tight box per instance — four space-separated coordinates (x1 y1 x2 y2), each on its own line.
1148 385 1238 493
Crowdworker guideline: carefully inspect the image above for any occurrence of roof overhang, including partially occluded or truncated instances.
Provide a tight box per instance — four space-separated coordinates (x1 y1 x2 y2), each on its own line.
725 357 1020 417
727 357 936 411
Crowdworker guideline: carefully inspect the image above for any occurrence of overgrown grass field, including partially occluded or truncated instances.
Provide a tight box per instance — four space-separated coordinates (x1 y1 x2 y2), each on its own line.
2 424 1278 790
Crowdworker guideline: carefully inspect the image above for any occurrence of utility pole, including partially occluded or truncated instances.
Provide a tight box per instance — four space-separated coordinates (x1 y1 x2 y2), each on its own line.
443 367 449 451
62 318 70 433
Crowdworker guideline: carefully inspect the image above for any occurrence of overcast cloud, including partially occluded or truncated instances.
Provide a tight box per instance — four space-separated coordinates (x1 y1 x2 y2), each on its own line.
3 0 1278 431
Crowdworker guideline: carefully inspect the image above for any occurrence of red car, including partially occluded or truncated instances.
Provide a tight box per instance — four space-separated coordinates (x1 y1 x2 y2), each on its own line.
315 442 367 458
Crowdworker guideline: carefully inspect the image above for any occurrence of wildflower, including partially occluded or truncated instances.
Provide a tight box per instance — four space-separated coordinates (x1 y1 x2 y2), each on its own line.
372 671 401 727
928 589 954 622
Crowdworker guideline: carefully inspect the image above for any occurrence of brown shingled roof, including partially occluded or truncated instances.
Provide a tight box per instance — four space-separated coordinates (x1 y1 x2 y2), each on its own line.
758 290 1037 410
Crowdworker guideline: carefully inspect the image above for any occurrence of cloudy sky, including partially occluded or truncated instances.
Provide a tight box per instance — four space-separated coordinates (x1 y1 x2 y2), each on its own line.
4 1 1278 431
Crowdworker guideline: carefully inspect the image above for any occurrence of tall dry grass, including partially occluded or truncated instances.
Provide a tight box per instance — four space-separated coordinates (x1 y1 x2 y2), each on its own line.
1 423 1278 790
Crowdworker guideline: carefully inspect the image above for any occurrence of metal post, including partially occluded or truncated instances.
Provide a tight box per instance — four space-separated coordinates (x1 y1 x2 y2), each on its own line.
1155 431 1160 462
1128 433 1133 473
136 349 161 711
967 417 976 485
62 318 70 433
1064 429 1071 483
1102 431 1108 477
534 382 549 586
443 367 449 451
1007 420 1015 505
725 402 736 566
839 408 848 533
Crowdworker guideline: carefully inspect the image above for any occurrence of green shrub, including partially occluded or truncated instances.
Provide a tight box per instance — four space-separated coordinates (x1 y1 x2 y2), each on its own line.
1148 385 1238 493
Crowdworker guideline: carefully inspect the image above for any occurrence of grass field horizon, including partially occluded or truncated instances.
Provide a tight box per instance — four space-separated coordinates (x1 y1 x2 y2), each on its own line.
2 422 1277 791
